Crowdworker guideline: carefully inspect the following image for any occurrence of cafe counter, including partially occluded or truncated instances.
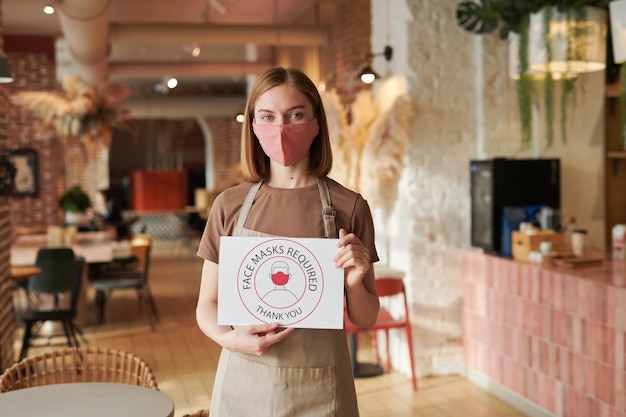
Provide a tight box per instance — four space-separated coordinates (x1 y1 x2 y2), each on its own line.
461 250 625 417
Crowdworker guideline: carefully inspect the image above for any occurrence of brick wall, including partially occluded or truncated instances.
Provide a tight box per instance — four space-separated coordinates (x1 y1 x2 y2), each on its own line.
203 117 243 191
0 0 16 370
0 36 71 368
5 45 63 227
332 0 372 105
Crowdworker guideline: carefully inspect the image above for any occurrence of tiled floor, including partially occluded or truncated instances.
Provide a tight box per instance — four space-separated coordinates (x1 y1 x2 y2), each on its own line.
14 240 528 417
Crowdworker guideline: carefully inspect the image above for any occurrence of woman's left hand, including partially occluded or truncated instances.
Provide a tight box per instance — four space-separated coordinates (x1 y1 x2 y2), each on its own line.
334 228 371 289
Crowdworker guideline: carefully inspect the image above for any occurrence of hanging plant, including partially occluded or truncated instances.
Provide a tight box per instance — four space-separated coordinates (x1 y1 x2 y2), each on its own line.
456 0 611 150
543 7 556 147
517 16 533 149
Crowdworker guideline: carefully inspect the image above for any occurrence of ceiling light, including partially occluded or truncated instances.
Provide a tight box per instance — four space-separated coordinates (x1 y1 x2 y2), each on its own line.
359 45 393 84
154 82 166 94
166 78 178 89
235 113 245 123
183 43 202 58
43 4 55 15
0 55 14 83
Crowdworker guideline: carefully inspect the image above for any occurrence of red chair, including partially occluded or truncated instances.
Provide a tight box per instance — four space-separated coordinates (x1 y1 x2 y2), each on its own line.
345 277 417 390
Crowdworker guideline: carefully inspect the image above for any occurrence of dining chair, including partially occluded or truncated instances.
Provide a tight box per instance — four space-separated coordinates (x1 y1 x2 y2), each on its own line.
89 235 158 329
19 248 86 360
344 276 417 390
0 346 158 392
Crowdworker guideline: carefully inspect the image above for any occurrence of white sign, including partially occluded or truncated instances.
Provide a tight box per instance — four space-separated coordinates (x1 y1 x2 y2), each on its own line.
218 236 344 329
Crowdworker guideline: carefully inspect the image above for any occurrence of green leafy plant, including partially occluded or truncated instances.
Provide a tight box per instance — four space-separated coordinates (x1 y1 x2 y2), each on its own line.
59 185 92 213
456 0 612 149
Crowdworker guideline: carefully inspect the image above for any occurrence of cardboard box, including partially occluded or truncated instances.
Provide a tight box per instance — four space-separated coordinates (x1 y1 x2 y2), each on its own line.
512 230 565 262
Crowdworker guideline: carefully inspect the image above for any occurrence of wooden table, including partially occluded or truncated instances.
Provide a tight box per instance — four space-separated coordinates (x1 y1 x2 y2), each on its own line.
0 382 175 417
9 266 42 282
10 231 118 327
10 231 115 266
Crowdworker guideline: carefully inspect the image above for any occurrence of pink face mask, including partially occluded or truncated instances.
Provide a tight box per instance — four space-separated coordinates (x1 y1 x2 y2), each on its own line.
253 119 319 167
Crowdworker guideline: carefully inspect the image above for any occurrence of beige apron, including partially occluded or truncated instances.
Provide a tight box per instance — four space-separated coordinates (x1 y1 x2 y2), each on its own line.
209 178 359 417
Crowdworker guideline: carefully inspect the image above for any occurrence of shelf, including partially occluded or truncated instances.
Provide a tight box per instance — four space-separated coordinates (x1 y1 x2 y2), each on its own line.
607 151 626 159
606 83 622 98
606 82 626 248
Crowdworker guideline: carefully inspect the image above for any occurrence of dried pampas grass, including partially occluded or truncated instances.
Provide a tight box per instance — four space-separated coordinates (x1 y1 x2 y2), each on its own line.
344 90 378 193
323 77 411 218
322 89 350 187
11 74 130 158
359 95 412 216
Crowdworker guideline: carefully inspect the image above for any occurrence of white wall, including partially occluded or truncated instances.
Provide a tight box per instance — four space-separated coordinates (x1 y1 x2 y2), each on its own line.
370 0 606 378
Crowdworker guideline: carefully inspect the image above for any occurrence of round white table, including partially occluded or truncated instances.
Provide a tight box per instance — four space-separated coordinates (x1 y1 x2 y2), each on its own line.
0 382 175 417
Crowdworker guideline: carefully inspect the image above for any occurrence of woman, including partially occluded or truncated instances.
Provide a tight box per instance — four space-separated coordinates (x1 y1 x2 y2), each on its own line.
196 67 379 416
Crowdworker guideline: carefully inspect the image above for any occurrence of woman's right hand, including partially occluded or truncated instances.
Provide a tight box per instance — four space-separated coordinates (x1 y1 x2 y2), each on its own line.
218 323 295 356
197 260 295 355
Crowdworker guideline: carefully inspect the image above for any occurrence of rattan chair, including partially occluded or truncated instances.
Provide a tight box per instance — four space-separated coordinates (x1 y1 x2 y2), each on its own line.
0 346 159 393
183 410 209 417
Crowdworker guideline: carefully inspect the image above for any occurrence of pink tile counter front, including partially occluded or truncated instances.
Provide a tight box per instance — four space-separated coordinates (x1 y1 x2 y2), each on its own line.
461 250 625 417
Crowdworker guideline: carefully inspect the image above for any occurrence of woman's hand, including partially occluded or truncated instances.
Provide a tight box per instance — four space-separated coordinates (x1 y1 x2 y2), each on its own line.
333 228 379 329
197 260 295 354
334 228 371 289
217 323 295 356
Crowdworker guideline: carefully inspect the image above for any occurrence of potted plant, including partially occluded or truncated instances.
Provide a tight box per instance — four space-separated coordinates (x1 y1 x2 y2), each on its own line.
456 0 611 149
59 185 92 225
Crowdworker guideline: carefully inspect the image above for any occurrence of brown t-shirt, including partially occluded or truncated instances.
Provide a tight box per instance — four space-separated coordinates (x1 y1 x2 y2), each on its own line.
197 177 379 264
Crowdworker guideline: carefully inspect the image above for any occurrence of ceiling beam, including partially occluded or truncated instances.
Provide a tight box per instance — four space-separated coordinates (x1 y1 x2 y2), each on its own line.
126 95 247 119
109 61 273 80
109 23 329 47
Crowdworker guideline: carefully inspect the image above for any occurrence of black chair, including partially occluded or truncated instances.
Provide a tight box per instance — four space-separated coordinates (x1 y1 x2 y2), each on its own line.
20 248 86 360
90 236 158 329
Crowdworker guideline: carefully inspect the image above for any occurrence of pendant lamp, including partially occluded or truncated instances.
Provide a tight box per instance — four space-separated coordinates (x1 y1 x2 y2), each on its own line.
509 6 607 79
610 0 626 64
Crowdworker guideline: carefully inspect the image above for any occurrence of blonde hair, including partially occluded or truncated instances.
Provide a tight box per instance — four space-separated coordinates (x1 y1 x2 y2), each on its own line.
240 67 333 181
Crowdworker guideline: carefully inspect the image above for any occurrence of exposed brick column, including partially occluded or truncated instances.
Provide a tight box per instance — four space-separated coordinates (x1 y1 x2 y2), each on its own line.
0 0 16 369
5 39 62 227
332 0 372 105
203 117 242 192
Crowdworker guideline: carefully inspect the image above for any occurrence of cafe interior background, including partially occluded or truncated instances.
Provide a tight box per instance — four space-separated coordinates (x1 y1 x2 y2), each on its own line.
0 0 624 415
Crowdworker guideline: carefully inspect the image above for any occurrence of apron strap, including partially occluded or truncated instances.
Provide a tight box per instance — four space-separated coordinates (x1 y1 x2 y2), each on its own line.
235 179 337 238
318 177 337 239
234 181 263 235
